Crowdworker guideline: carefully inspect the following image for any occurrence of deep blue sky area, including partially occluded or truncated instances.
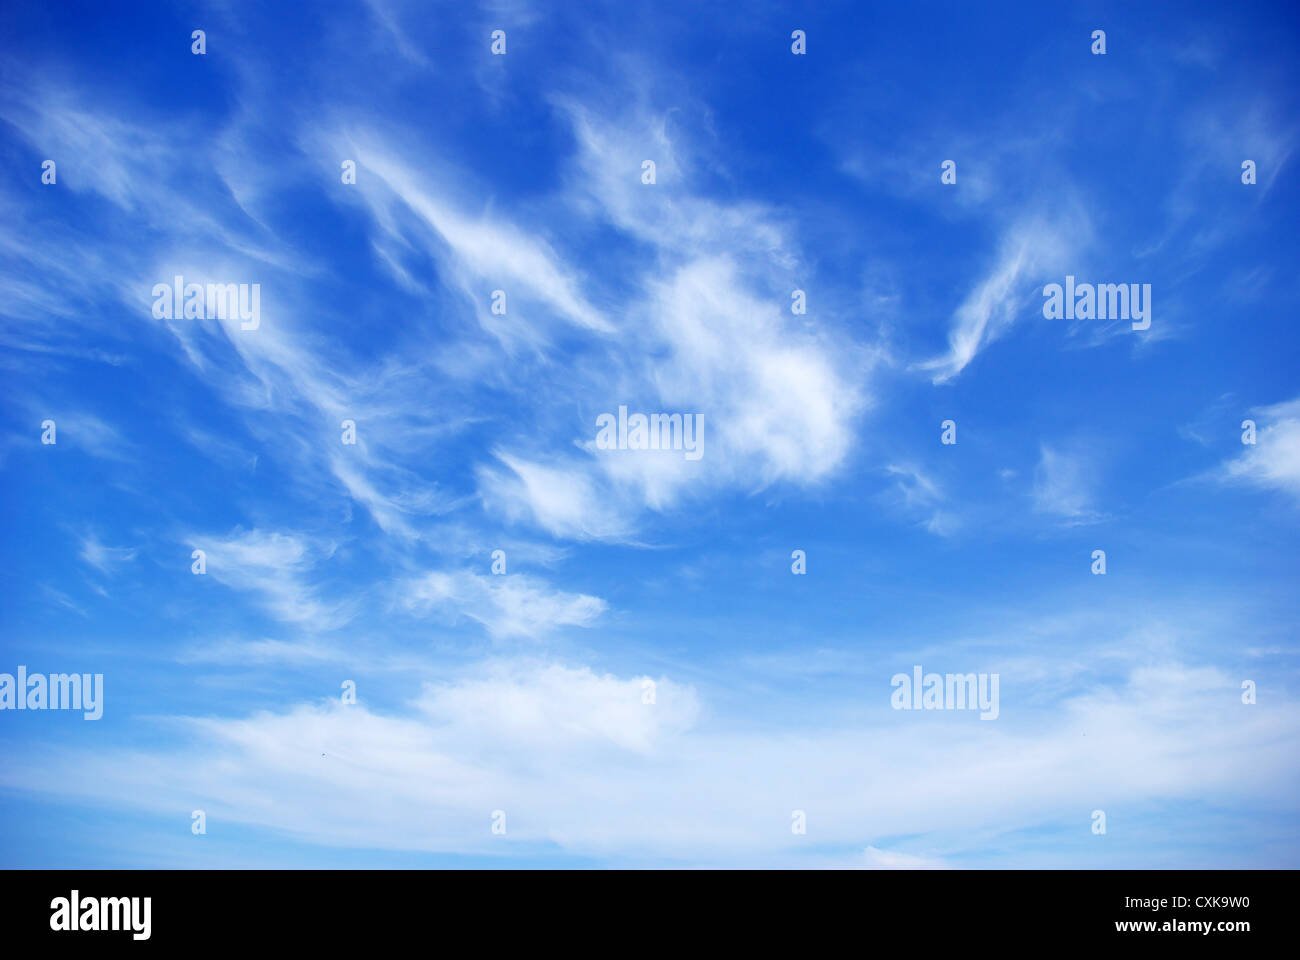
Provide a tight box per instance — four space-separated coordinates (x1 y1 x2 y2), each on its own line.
0 1 1298 868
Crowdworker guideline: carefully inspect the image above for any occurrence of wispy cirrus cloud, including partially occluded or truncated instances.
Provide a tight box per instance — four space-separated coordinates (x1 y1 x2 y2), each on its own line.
400 569 606 640
187 528 353 630
883 463 958 536
78 531 138 575
919 218 1081 383
1221 396 1300 500
1032 444 1105 524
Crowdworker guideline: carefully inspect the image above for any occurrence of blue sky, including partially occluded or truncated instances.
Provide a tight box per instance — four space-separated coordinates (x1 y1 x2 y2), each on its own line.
1 0 1298 868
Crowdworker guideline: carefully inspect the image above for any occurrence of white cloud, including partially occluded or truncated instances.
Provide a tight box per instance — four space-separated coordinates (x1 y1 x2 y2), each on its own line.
861 846 950 869
178 637 350 666
3 654 1295 866
339 135 612 338
401 569 606 640
413 661 699 753
189 528 351 630
919 219 1078 383
472 97 870 537
79 532 138 575
478 453 635 542
50 411 134 462
643 257 865 486
884 463 957 536
1222 397 1300 499
1032 445 1103 524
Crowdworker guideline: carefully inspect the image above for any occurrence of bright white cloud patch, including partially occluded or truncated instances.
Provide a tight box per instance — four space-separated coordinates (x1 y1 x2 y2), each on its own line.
1223 397 1300 499
2 654 1293 865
